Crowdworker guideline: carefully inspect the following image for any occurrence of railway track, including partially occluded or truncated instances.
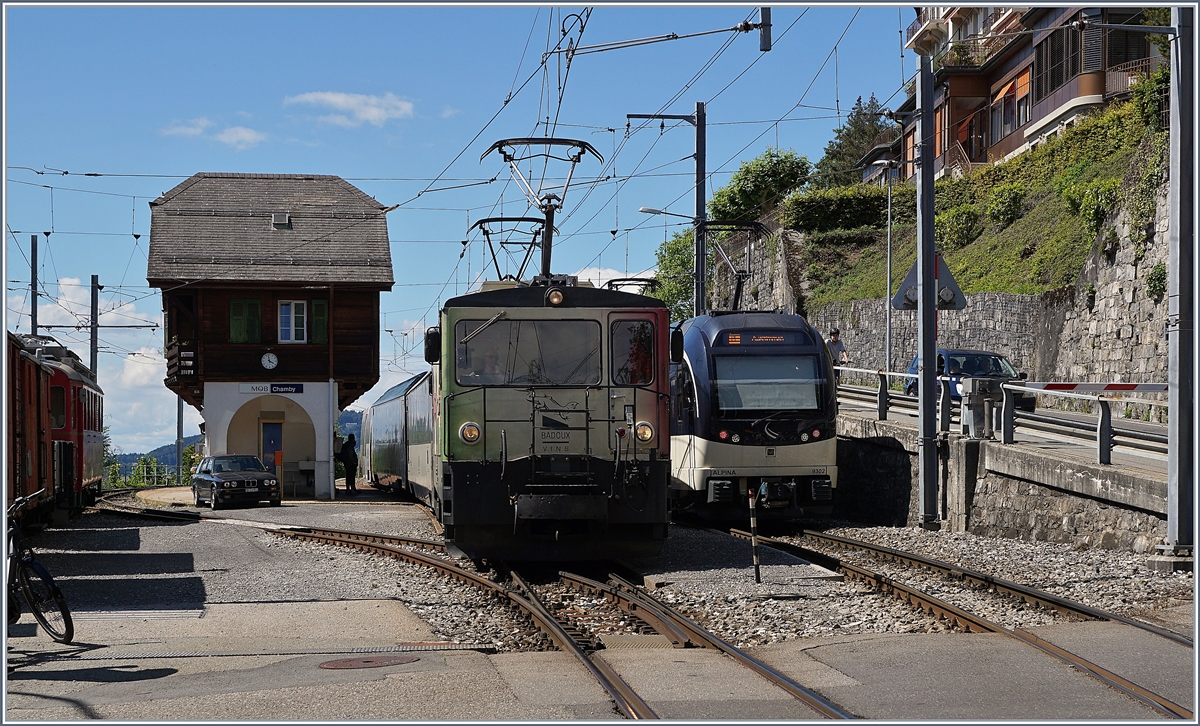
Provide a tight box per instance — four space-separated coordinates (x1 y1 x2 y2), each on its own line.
732 528 1193 720
94 498 856 718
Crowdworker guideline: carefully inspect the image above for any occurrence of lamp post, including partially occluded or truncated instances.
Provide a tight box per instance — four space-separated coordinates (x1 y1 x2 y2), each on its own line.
640 206 703 311
870 160 897 374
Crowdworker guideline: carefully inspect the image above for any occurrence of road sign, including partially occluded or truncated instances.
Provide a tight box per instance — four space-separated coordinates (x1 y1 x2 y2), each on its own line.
891 252 967 310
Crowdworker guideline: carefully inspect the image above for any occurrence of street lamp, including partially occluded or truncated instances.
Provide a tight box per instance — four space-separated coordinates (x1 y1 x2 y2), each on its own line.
641 206 705 313
638 206 696 221
871 160 898 375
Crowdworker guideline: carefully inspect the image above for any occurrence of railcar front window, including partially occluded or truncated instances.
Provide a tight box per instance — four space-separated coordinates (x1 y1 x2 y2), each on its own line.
612 320 654 385
50 386 66 429
712 355 822 413
456 319 601 386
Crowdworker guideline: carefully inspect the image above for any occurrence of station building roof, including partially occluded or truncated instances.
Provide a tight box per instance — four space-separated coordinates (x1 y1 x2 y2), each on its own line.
146 172 393 287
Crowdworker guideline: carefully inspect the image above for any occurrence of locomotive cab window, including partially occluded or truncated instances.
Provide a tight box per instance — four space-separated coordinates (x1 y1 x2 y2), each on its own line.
712 354 823 415
455 318 601 386
611 320 654 385
50 386 66 429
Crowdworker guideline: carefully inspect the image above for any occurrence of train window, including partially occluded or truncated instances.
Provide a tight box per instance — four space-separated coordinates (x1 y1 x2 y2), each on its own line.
455 319 601 386
50 386 66 429
712 355 822 414
611 320 654 385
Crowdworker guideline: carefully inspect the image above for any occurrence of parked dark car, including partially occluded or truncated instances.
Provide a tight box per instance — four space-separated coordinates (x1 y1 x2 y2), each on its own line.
903 349 1035 411
192 455 281 509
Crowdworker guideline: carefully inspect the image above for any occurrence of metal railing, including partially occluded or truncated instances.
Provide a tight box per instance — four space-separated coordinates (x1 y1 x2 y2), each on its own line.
1106 55 1168 96
833 367 1168 466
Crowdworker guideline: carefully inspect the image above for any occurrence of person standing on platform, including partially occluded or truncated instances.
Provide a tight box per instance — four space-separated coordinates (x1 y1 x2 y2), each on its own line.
340 434 359 494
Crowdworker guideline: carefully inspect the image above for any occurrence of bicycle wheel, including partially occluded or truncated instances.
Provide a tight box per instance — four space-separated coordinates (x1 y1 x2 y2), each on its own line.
18 561 73 644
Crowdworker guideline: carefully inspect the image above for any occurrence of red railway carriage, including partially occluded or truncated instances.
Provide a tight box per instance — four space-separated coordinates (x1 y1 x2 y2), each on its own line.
7 332 55 516
8 334 104 516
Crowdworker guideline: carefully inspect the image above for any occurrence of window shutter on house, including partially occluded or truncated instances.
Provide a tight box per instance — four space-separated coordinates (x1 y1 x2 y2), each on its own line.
230 300 246 342
247 300 261 343
230 299 261 343
312 299 328 344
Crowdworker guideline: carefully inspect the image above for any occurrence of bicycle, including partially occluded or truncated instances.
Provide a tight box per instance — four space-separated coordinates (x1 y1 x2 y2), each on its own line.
7 490 73 644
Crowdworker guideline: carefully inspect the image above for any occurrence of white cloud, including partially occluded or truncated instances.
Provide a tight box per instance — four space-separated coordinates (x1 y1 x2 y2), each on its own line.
573 266 656 291
161 117 213 136
215 126 266 149
440 106 461 119
284 91 414 127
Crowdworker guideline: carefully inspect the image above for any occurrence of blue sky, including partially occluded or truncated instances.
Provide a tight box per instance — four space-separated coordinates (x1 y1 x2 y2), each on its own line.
5 4 916 453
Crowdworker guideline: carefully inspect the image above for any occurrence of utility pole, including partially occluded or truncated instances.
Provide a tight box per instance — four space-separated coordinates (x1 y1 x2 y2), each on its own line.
695 101 707 316
916 55 939 528
30 235 38 335
627 101 707 315
1165 5 1194 556
177 395 184 488
90 275 102 375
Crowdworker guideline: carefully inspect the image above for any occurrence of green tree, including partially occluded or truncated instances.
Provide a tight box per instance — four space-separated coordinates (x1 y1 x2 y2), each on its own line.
651 228 697 322
707 147 811 222
813 95 898 188
181 444 201 474
1143 8 1172 57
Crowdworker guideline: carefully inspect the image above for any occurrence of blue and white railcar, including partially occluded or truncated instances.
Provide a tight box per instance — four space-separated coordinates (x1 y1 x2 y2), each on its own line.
363 372 433 496
669 312 837 520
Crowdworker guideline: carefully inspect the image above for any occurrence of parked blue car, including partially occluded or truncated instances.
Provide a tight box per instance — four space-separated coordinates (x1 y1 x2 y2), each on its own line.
903 349 1035 411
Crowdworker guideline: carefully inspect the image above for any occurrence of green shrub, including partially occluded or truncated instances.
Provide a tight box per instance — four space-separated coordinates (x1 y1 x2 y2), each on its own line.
985 183 1027 228
1146 262 1167 302
1131 63 1170 129
805 225 880 247
1077 178 1121 236
781 184 890 232
934 205 980 250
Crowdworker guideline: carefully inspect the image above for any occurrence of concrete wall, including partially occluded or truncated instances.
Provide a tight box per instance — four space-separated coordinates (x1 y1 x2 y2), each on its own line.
836 409 1167 552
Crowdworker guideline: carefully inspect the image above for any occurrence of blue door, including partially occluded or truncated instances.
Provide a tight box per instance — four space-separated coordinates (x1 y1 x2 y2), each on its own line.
262 423 283 471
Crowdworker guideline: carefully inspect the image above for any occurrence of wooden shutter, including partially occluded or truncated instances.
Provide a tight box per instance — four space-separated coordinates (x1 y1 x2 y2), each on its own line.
230 299 261 343
311 299 328 344
230 300 246 343
246 300 261 343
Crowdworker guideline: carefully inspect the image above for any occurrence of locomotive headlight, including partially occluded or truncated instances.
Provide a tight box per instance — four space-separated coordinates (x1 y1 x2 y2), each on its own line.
459 422 482 444
547 288 564 306
634 422 654 442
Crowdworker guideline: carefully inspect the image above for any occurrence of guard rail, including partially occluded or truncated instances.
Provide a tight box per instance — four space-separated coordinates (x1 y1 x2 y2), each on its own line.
833 366 1168 466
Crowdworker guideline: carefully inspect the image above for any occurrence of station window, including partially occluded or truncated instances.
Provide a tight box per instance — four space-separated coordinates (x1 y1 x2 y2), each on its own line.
229 299 262 343
611 320 654 385
50 386 66 429
278 301 307 343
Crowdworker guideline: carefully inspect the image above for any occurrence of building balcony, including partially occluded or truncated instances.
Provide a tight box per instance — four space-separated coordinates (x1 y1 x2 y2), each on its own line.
906 11 948 56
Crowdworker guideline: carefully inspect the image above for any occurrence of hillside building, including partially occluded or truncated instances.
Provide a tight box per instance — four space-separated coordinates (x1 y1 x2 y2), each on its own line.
864 7 1163 185
146 173 394 499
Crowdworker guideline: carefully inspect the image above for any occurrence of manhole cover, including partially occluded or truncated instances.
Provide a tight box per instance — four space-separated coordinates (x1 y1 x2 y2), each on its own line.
319 655 420 670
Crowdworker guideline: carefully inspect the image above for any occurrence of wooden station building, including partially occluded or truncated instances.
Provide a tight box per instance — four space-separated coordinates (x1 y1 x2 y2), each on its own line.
147 172 393 498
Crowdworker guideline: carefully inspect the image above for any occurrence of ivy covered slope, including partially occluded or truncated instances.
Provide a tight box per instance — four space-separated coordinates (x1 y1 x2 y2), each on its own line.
780 84 1169 314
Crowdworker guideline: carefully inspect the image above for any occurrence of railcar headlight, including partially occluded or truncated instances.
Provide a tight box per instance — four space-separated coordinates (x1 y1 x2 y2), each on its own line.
634 422 654 442
955 382 965 395
459 422 482 444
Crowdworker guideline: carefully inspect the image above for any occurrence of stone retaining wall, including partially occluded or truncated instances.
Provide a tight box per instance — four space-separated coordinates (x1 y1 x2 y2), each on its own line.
836 411 1167 552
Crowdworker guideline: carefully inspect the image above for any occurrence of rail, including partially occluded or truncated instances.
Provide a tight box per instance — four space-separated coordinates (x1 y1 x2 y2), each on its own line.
734 530 1193 720
833 366 1169 465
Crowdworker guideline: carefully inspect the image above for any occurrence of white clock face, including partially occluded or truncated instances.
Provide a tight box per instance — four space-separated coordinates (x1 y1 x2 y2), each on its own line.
261 353 278 370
